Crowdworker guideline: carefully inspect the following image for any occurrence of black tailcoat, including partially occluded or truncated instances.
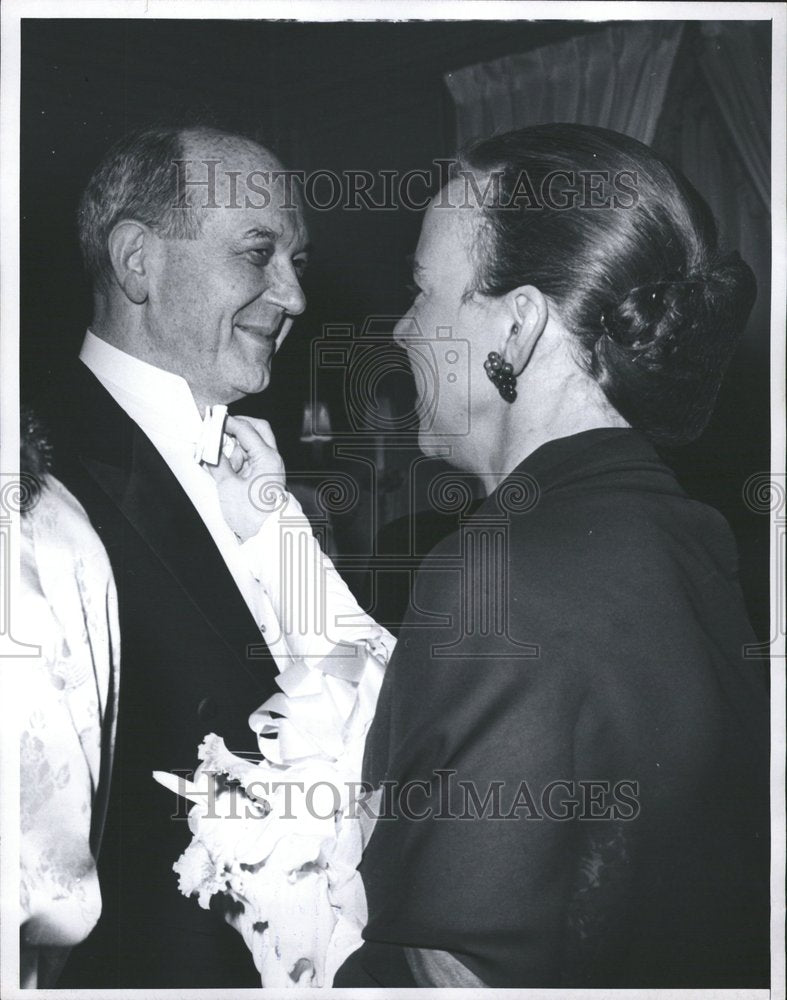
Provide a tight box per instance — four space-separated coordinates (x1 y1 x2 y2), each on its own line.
52 365 274 987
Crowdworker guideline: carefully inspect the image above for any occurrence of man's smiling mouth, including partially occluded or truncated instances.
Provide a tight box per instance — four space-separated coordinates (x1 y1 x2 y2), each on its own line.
235 324 278 345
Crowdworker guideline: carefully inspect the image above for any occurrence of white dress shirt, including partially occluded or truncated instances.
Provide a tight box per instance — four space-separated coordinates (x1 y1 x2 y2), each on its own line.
79 331 393 672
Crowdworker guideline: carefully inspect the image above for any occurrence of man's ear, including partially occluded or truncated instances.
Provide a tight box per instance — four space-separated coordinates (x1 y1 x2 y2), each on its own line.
500 285 549 374
106 220 151 304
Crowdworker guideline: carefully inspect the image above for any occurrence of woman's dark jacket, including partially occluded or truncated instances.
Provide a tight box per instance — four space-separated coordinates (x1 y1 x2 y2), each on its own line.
336 428 769 988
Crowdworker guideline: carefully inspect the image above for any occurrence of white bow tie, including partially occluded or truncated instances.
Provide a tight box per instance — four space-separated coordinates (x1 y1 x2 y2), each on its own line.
195 404 231 465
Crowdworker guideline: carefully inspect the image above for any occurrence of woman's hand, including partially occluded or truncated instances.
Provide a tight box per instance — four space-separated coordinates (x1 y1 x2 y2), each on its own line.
206 415 287 542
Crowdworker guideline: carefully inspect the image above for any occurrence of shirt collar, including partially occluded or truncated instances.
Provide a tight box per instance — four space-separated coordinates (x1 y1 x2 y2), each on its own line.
79 330 206 446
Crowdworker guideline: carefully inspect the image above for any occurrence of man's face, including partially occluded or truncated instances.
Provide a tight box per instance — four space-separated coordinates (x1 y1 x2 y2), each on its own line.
144 144 309 408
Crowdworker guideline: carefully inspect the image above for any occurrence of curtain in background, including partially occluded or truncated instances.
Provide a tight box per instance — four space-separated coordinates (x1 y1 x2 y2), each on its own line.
698 22 770 214
444 22 684 147
656 22 771 362
443 20 770 358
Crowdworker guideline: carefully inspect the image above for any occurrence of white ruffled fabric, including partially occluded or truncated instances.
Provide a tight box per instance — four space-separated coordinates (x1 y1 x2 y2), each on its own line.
18 477 120 989
155 492 394 987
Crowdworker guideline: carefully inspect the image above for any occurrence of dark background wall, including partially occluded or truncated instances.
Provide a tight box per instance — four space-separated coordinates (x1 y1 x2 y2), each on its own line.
20 18 771 638
21 19 606 393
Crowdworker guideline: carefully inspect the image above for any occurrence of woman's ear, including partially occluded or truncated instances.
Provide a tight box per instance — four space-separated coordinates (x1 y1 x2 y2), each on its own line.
107 220 151 304
501 285 549 374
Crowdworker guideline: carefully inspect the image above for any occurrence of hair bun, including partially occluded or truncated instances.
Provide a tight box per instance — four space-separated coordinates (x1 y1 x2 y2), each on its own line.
601 274 700 361
593 251 756 444
599 253 754 372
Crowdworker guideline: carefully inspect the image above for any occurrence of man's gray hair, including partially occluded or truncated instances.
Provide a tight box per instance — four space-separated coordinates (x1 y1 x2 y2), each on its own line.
77 125 202 291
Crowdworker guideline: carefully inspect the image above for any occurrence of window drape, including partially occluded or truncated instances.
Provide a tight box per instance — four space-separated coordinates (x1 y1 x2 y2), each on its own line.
697 22 770 214
444 22 684 148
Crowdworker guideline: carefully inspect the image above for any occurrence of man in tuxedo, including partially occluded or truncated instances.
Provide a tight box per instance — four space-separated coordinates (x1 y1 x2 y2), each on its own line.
53 125 311 987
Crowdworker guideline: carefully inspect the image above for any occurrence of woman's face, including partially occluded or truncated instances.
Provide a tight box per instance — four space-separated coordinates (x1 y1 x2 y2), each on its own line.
393 186 500 466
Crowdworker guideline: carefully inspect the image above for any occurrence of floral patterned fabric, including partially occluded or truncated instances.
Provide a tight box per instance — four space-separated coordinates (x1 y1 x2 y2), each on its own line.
18 476 120 989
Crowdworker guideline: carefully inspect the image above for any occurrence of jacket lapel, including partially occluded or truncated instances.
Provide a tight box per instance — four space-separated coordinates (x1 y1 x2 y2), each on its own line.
72 365 269 670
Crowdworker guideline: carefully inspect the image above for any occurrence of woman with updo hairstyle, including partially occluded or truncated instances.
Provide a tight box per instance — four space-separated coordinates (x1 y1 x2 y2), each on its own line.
334 125 769 989
462 124 756 447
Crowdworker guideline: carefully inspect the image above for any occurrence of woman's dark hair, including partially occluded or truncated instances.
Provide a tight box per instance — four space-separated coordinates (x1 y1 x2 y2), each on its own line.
459 124 756 445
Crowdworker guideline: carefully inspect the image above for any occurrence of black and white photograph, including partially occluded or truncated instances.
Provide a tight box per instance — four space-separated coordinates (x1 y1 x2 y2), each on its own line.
1 1 784 995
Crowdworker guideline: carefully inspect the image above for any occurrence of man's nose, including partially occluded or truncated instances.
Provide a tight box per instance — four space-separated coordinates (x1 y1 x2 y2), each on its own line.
266 262 306 316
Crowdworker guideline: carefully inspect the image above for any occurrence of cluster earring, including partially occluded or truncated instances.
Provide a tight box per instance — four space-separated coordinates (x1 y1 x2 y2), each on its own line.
484 351 517 402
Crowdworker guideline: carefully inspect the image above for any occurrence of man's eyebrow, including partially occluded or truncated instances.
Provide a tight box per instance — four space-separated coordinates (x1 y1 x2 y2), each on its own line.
242 226 281 241
240 229 312 258
406 253 424 274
